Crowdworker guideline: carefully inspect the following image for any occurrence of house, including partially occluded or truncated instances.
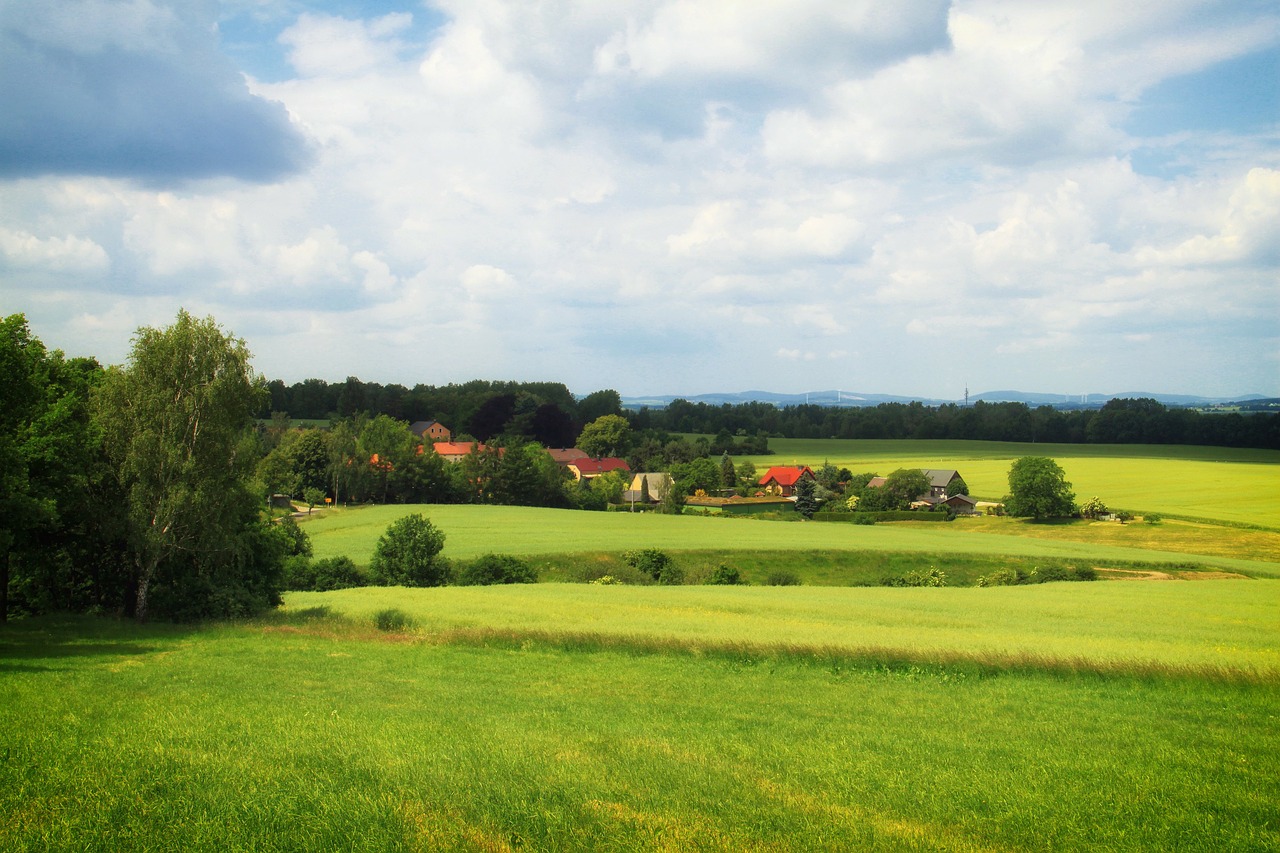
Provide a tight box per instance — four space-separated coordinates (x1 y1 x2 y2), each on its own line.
567 457 631 481
409 420 452 442
546 447 590 465
941 493 978 515
432 441 489 462
623 472 673 504
921 469 963 501
757 466 816 497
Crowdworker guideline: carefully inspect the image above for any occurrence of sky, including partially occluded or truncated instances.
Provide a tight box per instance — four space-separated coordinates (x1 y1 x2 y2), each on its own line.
1 0 1278 401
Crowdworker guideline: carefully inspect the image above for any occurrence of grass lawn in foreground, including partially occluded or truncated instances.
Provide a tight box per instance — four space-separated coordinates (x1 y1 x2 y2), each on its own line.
2 580 1278 851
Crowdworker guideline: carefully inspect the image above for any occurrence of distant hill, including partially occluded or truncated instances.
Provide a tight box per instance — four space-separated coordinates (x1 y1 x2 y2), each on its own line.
620 390 1268 410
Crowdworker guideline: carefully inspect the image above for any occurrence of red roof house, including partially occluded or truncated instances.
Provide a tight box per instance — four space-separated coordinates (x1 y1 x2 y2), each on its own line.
567 457 631 480
757 466 816 496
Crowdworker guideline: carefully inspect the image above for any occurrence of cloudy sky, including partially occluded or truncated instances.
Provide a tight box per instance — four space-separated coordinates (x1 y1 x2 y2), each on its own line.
2 0 1277 400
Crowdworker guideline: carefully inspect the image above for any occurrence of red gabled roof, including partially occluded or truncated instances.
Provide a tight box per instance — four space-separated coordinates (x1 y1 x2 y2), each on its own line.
757 466 815 486
570 457 631 476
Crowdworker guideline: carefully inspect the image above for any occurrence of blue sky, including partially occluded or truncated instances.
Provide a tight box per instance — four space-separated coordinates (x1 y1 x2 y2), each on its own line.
1 0 1277 400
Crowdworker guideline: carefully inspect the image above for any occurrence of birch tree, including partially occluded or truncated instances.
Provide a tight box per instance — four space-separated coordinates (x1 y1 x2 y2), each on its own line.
94 311 265 621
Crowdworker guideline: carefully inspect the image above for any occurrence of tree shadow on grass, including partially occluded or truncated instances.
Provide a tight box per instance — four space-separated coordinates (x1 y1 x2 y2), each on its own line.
0 615 195 669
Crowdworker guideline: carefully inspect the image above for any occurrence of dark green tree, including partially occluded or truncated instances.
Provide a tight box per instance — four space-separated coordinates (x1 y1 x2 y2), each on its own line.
369 513 448 586
794 476 818 518
719 452 736 491
1004 457 1076 520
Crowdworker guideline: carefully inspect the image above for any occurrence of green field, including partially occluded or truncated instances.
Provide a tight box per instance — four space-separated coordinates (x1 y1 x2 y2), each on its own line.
750 439 1280 527
3 582 1278 851
5 440 1279 849
298 503 1280 577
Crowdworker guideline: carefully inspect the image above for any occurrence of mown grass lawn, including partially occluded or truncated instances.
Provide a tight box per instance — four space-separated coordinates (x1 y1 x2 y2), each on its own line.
3 580 1278 851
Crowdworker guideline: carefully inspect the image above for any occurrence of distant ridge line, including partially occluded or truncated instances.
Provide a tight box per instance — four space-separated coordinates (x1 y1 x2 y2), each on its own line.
619 389 1267 410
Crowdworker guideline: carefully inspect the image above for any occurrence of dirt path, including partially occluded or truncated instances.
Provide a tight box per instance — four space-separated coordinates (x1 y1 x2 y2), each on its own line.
1096 568 1249 581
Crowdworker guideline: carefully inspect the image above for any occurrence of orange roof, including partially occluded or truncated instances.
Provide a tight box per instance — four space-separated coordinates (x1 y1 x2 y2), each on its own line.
433 441 488 456
757 466 815 486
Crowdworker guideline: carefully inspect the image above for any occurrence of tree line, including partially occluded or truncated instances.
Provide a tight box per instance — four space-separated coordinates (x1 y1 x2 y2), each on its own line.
630 396 1280 450
262 378 1279 451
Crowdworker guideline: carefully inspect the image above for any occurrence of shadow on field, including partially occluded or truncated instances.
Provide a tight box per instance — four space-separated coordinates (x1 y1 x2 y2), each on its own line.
0 615 194 670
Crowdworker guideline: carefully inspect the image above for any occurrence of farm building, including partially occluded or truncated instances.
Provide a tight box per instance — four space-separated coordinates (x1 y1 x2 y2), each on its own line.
567 457 631 481
546 447 590 465
685 495 795 515
757 466 816 496
623 472 673 504
409 420 452 441
432 441 491 462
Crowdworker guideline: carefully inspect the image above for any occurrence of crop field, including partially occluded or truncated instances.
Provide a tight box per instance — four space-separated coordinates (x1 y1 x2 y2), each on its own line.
2 581 1278 851
749 439 1280 527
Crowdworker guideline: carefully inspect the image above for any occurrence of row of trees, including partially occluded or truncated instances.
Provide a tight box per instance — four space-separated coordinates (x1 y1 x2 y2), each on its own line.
260 375 1279 451
261 376 625 447
2 312 300 623
631 397 1279 450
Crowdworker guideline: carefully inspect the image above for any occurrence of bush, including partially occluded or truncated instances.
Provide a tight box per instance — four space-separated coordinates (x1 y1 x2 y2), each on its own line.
975 563 1098 586
765 570 801 586
590 575 621 585
883 568 947 587
623 549 683 585
459 554 537 586
311 556 365 590
370 514 449 587
374 608 415 632
1144 513 1162 525
708 564 744 585
281 555 315 591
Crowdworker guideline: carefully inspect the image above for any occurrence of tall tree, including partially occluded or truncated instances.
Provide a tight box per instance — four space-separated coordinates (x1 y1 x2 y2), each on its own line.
1004 457 1076 520
0 316 43 620
93 311 269 621
577 414 632 458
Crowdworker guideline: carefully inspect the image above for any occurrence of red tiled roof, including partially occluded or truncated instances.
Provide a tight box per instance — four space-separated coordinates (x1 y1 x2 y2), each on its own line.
569 457 631 475
757 466 815 486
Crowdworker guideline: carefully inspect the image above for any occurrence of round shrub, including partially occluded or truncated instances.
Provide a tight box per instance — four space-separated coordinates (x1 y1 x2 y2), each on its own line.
765 570 801 586
623 549 683 585
370 514 449 587
708 564 744 585
459 554 537 586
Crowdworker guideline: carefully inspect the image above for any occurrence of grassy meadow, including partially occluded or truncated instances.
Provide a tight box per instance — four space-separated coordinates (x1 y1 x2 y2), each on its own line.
2 582 1278 851
4 439 1279 850
298 502 1280 578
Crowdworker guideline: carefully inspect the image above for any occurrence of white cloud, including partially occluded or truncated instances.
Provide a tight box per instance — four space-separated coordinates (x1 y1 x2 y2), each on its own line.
0 227 109 272
0 0 1276 398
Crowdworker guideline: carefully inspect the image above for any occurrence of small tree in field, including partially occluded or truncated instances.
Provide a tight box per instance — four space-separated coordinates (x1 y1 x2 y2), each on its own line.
370 514 449 586
1004 457 1075 520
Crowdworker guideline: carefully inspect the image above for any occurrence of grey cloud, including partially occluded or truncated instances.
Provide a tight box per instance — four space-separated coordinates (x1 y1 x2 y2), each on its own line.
0 1 311 183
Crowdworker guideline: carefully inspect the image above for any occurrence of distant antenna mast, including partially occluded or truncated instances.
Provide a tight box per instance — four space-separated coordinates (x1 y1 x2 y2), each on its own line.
964 385 969 407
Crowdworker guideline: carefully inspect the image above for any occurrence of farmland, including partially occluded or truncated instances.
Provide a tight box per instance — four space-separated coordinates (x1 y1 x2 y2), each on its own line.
748 439 1280 527
3 440 1279 850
